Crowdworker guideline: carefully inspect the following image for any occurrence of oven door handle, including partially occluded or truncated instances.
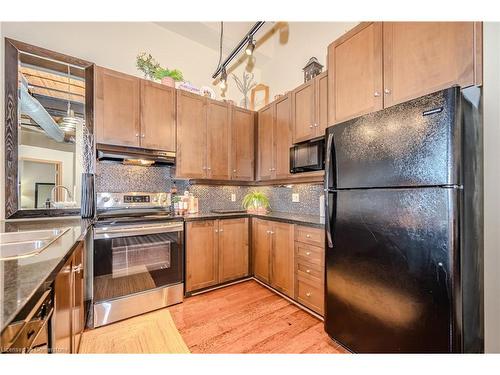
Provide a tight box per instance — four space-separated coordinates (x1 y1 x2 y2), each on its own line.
94 223 184 239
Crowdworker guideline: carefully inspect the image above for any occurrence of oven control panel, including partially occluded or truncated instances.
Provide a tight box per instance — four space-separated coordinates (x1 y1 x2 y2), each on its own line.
97 192 171 208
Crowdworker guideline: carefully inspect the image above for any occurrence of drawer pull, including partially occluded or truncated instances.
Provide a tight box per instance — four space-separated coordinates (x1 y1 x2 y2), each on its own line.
306 234 311 238
306 251 311 256
306 269 311 273
306 292 312 297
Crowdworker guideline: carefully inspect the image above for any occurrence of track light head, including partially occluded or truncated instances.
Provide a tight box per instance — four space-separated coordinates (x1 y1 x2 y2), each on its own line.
245 38 256 56
219 67 227 89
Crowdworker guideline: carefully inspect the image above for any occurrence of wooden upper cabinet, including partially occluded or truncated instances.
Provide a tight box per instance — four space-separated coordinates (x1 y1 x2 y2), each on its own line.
328 22 383 124
206 100 230 180
270 221 295 297
218 218 249 283
315 72 329 136
383 22 480 107
252 219 271 283
176 90 207 179
257 104 274 181
292 80 316 142
231 107 255 181
95 66 140 147
274 95 292 179
186 220 218 292
140 80 176 151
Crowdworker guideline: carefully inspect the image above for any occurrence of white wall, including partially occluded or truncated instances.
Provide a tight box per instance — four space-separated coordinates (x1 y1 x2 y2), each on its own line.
257 22 358 100
1 22 257 103
483 22 500 353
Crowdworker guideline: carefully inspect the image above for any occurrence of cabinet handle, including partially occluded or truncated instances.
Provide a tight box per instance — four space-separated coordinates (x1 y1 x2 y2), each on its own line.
306 269 311 273
215 229 218 233
269 231 274 235
374 91 381 97
306 234 311 238
233 169 237 173
306 251 311 256
135 133 140 137
306 292 312 297
72 264 83 273
219 229 224 233
384 88 391 95
314 123 318 128
141 134 145 138
309 124 313 129
202 166 207 170
207 167 211 171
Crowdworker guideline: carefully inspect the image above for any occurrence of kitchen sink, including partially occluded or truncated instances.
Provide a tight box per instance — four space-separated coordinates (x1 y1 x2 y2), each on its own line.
0 228 70 261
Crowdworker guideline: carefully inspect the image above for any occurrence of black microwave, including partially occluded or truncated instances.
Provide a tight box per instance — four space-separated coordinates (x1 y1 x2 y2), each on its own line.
289 138 325 173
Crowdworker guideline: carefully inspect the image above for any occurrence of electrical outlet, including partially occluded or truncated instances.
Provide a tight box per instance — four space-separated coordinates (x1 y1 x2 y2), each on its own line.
231 193 237 202
292 193 300 203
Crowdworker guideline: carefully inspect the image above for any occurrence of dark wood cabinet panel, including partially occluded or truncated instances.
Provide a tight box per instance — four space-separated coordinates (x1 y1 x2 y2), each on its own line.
315 72 329 136
231 107 255 181
140 80 176 151
176 91 207 179
186 220 219 292
219 218 249 283
257 104 274 181
274 95 292 179
292 80 316 143
207 100 230 180
270 221 294 297
252 219 271 283
95 66 140 147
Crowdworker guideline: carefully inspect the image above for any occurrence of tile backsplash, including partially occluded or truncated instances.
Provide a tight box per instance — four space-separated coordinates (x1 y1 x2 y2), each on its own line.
96 161 324 216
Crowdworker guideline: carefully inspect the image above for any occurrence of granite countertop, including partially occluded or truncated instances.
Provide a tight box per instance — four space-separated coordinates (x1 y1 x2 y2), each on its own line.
184 211 325 228
0 217 92 333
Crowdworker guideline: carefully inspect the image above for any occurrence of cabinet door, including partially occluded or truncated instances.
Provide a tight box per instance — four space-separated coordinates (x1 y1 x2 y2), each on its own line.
274 95 292 179
71 243 84 353
140 80 176 151
231 107 255 181
257 105 274 181
219 218 249 283
176 91 207 179
383 22 478 107
270 222 295 297
206 100 230 180
315 72 329 136
328 22 383 124
292 80 316 142
186 220 218 292
252 219 271 283
54 256 73 354
95 66 140 147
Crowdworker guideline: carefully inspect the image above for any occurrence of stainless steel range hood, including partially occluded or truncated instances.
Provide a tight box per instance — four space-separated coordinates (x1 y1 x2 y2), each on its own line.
96 144 175 166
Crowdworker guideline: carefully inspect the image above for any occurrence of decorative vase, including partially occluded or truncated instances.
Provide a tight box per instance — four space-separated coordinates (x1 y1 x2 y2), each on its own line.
246 198 268 214
161 77 175 87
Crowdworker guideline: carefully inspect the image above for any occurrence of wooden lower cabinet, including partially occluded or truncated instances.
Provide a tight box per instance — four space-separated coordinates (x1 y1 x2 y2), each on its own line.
185 220 219 292
186 218 249 293
54 241 85 354
252 219 294 298
219 218 250 283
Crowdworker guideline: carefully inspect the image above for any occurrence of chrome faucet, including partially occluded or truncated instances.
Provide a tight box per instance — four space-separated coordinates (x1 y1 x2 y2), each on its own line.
50 185 73 208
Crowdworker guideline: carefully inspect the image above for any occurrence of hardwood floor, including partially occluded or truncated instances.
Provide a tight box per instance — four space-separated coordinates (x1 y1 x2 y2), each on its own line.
169 280 348 353
79 309 189 354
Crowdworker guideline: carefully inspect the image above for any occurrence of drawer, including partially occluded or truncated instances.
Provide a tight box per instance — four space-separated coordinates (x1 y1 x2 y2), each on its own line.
297 276 324 315
296 260 323 283
295 242 324 266
295 225 324 246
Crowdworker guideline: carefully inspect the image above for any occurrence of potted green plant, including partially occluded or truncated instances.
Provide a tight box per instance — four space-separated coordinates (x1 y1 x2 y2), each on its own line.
154 67 184 88
136 52 160 80
242 191 270 213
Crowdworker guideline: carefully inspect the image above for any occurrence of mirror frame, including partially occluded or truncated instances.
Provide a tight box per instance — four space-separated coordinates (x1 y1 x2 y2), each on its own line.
4 38 95 219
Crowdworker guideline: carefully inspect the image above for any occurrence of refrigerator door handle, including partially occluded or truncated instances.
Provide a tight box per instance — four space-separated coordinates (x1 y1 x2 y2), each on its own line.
326 192 334 248
324 132 334 192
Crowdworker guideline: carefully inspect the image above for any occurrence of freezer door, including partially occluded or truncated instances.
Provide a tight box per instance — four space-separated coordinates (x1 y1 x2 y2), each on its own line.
325 188 460 353
328 87 461 189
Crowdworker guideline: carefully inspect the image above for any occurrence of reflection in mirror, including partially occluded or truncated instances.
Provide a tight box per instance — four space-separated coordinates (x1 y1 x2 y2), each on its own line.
18 51 85 210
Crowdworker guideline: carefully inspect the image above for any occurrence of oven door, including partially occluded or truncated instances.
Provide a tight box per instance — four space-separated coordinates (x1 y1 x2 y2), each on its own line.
93 222 183 303
290 139 325 173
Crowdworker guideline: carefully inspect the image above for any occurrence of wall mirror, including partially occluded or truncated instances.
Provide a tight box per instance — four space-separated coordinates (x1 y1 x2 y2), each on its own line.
4 39 94 219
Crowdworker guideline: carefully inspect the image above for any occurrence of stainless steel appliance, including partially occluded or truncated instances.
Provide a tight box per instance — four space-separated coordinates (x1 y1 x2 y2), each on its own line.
1 289 54 353
324 87 483 353
289 138 325 173
96 144 175 166
92 192 184 328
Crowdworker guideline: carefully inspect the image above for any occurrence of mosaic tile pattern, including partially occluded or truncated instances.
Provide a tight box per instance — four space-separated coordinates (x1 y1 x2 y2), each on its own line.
189 184 323 216
95 162 189 193
96 162 323 216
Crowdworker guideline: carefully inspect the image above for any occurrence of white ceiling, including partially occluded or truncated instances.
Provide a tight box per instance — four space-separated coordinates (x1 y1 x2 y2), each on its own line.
154 22 275 64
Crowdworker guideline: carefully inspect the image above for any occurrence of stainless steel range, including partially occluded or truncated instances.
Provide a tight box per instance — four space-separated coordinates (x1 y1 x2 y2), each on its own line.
92 192 184 328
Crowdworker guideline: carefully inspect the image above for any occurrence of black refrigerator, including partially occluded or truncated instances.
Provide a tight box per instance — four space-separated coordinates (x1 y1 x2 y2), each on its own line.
324 86 483 353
